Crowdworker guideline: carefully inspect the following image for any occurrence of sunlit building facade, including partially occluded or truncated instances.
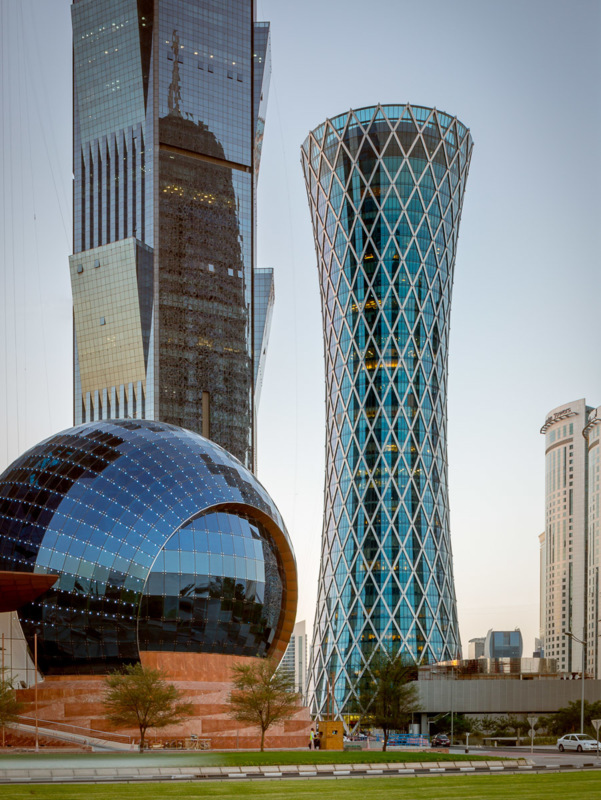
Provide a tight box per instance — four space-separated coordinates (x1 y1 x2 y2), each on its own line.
541 400 588 674
69 0 271 469
279 619 308 703
302 104 473 716
542 399 601 678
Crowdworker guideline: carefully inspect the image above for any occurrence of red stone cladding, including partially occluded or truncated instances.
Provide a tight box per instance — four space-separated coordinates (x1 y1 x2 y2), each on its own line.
16 655 312 750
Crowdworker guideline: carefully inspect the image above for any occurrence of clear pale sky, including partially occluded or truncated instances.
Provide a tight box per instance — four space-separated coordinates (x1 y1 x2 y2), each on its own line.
1 0 600 658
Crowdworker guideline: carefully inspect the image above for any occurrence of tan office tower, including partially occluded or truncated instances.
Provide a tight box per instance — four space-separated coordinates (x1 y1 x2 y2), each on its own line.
584 404 601 678
541 399 589 673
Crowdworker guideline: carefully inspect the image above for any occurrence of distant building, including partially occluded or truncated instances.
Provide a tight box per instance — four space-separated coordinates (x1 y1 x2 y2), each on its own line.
279 620 308 702
484 629 523 659
468 637 485 659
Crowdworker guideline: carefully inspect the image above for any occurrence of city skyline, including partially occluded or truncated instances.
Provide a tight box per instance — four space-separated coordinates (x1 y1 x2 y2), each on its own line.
1 0 601 658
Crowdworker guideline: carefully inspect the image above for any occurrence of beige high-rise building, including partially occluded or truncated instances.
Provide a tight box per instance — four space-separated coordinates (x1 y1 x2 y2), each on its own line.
541 399 590 674
279 620 308 703
584 405 601 678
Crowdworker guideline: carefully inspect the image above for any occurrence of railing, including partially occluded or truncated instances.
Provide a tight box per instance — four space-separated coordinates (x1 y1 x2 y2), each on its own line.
15 715 133 745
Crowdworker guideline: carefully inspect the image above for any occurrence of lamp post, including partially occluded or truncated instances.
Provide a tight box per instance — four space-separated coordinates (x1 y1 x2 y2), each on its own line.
34 633 38 753
562 628 586 734
449 665 456 746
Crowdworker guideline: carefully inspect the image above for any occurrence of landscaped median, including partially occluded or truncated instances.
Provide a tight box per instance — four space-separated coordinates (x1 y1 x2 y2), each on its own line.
0 749 523 786
0 772 601 800
0 750 497 768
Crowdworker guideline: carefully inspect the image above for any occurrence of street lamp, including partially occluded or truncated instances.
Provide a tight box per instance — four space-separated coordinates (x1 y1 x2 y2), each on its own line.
562 628 586 734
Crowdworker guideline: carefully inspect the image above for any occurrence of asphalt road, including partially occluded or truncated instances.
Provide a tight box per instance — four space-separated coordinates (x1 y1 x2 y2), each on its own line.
454 744 601 768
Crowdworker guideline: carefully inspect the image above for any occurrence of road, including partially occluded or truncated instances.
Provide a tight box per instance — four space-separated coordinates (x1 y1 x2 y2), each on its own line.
451 744 601 769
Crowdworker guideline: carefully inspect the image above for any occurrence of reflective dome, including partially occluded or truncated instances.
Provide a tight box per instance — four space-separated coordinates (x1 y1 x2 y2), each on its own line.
0 420 296 674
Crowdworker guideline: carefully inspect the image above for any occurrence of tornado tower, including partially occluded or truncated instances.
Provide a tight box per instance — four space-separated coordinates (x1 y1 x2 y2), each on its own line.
302 104 473 717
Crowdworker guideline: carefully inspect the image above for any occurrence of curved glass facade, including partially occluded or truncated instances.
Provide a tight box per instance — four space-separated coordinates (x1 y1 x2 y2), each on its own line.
0 420 295 674
301 104 473 716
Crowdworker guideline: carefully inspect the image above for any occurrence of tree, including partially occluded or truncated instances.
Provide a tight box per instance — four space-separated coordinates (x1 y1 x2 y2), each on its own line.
504 714 531 744
104 664 193 751
0 671 24 729
354 649 420 751
540 700 601 736
228 657 301 751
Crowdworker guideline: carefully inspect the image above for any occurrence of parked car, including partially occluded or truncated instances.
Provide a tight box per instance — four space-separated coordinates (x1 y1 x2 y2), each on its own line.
556 734 599 752
431 734 450 748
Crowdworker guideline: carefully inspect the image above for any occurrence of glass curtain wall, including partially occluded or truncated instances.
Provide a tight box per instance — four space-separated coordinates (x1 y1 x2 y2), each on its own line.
301 104 473 717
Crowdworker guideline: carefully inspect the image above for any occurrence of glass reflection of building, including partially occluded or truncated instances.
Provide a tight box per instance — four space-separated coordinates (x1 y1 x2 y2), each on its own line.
0 420 296 675
69 0 271 469
301 104 473 717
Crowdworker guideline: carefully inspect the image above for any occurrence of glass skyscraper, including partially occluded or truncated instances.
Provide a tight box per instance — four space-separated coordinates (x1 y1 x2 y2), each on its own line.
69 0 271 469
301 104 473 717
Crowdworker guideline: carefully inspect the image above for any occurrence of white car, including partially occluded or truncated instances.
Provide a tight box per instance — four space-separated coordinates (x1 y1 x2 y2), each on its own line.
556 733 599 752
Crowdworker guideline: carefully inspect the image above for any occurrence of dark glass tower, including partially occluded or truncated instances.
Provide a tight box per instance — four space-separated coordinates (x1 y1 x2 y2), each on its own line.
301 104 473 717
69 0 271 469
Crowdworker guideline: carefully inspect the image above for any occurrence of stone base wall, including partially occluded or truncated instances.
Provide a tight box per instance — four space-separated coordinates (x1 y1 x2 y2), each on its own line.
17 668 312 750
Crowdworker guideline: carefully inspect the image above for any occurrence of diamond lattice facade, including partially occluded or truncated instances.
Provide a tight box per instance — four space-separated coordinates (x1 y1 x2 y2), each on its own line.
301 104 473 716
69 0 271 469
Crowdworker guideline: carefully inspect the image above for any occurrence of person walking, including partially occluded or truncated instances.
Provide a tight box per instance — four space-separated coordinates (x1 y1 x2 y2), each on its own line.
309 727 315 749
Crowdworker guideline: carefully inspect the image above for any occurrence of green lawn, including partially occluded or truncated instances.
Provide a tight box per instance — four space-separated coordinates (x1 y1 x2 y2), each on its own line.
0 750 493 767
0 773 599 800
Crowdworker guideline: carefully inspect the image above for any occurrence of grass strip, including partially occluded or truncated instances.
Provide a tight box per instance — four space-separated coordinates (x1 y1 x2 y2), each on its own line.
0 772 600 800
0 750 492 766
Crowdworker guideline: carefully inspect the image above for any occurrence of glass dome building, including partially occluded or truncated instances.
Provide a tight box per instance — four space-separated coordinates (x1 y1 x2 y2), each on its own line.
301 104 473 716
0 420 296 674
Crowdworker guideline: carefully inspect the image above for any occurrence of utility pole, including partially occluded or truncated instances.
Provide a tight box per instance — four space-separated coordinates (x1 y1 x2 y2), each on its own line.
563 628 586 733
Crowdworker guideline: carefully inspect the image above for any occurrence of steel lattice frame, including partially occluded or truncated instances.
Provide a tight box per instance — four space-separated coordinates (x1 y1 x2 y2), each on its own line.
301 104 474 718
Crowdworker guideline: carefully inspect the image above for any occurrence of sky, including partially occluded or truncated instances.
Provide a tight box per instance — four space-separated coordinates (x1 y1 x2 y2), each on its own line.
1 0 601 659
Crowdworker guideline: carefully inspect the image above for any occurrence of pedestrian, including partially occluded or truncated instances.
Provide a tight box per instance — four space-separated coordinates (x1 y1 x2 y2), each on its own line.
309 727 315 749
